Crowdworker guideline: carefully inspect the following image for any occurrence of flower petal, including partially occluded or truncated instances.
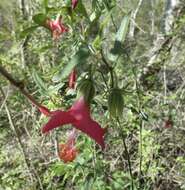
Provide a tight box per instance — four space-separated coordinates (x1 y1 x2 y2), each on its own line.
45 15 68 40
41 110 75 133
68 69 77 89
73 119 106 149
39 105 51 116
70 96 90 117
72 0 78 9
69 97 106 149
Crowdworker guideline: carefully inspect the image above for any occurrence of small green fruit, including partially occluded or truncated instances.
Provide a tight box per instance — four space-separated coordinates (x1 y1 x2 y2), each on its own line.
77 79 95 103
108 88 124 118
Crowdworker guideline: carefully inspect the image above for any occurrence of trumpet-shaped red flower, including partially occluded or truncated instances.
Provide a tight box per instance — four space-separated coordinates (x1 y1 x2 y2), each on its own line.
58 129 78 163
41 97 106 149
46 15 68 40
68 69 77 89
72 0 78 9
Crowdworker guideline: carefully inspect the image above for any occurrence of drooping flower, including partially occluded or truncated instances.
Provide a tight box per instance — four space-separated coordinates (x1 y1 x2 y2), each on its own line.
59 143 78 162
41 96 106 149
45 15 68 40
72 0 78 9
58 129 78 163
68 69 77 89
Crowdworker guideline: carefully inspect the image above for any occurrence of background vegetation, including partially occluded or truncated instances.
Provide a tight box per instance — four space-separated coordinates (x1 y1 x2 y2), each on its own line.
1 0 185 189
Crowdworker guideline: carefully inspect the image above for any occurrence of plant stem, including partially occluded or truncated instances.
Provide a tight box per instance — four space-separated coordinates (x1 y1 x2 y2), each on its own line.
100 49 114 88
139 120 143 189
0 65 43 108
125 51 144 188
97 69 109 90
117 119 134 190
0 88 44 190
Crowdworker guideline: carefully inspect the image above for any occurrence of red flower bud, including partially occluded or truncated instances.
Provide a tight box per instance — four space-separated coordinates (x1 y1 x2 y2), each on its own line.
72 0 78 9
58 129 78 163
39 105 51 117
45 15 68 40
68 69 77 89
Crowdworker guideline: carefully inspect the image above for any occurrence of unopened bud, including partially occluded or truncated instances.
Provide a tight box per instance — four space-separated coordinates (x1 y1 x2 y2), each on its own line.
108 88 124 118
77 79 95 103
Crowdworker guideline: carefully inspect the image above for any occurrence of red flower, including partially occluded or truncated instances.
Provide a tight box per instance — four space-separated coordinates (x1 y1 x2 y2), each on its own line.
59 143 78 163
58 129 78 163
39 105 51 117
72 0 78 9
68 69 77 89
41 97 106 149
46 15 68 40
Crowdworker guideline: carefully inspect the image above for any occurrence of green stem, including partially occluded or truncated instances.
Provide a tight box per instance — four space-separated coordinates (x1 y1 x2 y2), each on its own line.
126 52 144 188
97 69 109 90
117 119 134 190
139 120 143 189
100 49 114 88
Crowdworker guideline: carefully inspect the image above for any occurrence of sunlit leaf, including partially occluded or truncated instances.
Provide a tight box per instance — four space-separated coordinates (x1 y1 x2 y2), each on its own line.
32 69 49 96
109 14 130 61
52 47 90 82
33 13 47 26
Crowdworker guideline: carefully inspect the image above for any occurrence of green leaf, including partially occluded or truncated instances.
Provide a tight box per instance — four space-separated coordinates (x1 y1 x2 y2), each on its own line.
76 0 89 19
52 47 90 82
92 35 102 50
43 0 48 8
48 83 65 94
109 14 130 62
19 25 38 39
99 13 111 33
33 13 47 26
115 15 130 44
32 69 49 95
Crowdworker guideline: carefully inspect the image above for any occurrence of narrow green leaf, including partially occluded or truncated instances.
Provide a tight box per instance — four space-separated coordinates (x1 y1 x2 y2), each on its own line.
43 0 48 8
116 15 130 43
109 14 130 62
32 69 48 95
52 47 90 82
76 0 89 19
19 25 38 39
33 13 47 26
99 13 111 32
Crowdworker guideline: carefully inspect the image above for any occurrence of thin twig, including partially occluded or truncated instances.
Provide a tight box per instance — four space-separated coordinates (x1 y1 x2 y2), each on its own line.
0 86 9 112
100 49 114 88
117 119 134 190
0 87 44 190
1 90 33 182
129 0 143 39
97 69 109 90
139 120 144 188
0 65 43 108
163 64 167 104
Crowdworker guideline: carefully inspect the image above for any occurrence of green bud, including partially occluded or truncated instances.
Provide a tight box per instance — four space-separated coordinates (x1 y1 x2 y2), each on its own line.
77 79 95 103
108 88 124 118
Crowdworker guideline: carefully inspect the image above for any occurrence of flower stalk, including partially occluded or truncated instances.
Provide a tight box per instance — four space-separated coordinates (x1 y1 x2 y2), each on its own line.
0 65 44 109
117 118 134 190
